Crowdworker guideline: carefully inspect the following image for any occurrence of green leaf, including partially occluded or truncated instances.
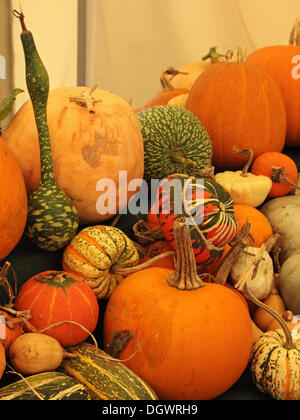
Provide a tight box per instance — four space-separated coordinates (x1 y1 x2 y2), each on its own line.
0 88 24 121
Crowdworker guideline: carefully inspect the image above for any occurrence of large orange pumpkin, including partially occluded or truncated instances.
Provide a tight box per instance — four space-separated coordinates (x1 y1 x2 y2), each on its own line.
103 220 252 400
186 48 287 171
247 19 300 147
15 271 99 347
3 87 144 224
0 137 27 260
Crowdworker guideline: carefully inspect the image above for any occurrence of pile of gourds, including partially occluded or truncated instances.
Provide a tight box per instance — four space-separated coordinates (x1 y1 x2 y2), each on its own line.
0 9 300 401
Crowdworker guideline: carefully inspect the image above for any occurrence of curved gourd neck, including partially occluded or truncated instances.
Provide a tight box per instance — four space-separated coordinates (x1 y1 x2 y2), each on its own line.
20 30 55 185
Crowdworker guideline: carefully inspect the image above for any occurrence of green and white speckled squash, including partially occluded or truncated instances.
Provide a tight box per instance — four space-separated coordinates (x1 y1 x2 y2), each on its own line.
15 11 78 252
0 371 90 400
59 342 158 400
137 105 212 180
62 225 140 299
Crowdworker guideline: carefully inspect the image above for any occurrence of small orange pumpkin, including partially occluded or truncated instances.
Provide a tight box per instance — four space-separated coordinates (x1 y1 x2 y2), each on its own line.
251 152 298 198
15 271 99 347
234 204 273 248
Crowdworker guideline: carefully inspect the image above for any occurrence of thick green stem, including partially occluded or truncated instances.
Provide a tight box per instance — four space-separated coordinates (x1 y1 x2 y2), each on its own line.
170 148 197 169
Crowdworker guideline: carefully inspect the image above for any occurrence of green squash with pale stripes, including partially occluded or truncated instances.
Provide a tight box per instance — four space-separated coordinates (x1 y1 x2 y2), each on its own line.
137 105 213 181
0 372 90 400
59 342 158 400
16 12 79 252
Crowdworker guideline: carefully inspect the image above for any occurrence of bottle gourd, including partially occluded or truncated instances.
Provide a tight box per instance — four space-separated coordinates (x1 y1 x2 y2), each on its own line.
14 11 78 251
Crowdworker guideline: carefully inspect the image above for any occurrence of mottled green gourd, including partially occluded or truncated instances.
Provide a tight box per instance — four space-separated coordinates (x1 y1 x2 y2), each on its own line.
14 11 78 252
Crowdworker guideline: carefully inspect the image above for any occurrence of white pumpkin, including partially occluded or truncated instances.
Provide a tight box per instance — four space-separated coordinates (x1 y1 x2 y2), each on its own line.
261 195 300 263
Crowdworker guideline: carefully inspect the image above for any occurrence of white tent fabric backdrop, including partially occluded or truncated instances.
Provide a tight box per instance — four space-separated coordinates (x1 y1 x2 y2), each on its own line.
10 0 300 111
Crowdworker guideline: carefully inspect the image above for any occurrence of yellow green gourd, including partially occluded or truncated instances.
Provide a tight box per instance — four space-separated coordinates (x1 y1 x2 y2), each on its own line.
14 11 78 251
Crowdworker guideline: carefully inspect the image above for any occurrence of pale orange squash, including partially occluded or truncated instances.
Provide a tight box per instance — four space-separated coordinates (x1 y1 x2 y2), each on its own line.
3 87 144 224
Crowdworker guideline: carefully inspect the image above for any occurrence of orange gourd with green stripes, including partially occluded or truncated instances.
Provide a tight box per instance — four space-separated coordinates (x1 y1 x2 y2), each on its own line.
15 271 99 347
62 225 140 300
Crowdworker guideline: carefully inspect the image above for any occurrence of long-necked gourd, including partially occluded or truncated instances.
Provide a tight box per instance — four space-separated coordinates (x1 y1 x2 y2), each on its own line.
14 10 79 252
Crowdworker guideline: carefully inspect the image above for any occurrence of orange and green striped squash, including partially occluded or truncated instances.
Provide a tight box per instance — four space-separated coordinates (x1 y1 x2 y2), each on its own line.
251 329 300 400
15 271 99 347
62 225 140 300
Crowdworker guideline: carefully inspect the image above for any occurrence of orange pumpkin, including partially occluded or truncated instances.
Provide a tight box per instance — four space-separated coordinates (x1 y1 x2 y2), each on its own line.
186 48 286 171
0 137 27 260
0 311 23 352
3 87 144 224
247 19 300 147
15 271 99 347
234 204 273 247
0 343 5 380
103 220 252 400
251 152 298 198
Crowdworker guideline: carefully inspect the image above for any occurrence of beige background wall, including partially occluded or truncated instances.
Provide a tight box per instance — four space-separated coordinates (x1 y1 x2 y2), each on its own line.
6 0 300 111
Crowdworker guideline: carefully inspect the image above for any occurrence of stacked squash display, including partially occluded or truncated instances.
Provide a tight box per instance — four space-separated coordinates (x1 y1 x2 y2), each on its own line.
1 10 300 401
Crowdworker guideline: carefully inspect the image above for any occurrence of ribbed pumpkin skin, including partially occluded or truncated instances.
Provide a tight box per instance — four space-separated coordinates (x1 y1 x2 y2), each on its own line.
247 46 300 147
62 225 140 299
3 87 144 224
186 62 286 171
158 176 237 265
0 137 27 260
15 271 99 347
0 372 90 400
251 329 300 400
60 342 158 400
137 105 212 180
103 268 253 400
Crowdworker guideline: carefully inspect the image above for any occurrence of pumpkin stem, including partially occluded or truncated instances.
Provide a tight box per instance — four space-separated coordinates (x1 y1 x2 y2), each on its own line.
289 18 300 46
0 262 16 308
226 46 247 63
170 147 198 169
167 217 204 290
233 146 254 176
69 85 102 113
214 221 250 285
202 46 226 62
244 285 295 350
234 234 280 292
12 9 27 32
271 166 300 191
160 66 188 90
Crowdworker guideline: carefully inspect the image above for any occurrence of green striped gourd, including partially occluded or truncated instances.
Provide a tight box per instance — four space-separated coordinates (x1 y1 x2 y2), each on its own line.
62 225 140 299
15 11 78 252
59 342 158 400
137 105 212 181
0 372 90 400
